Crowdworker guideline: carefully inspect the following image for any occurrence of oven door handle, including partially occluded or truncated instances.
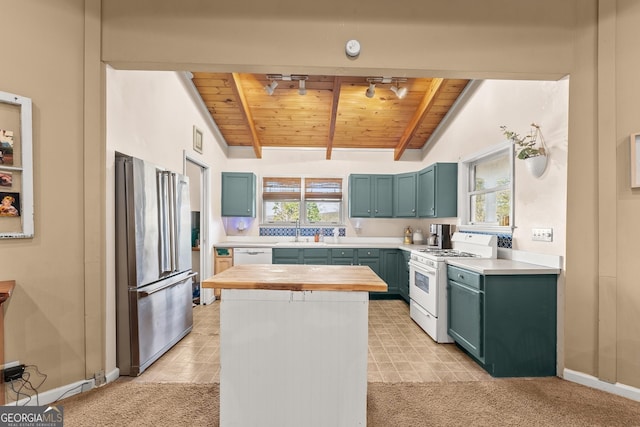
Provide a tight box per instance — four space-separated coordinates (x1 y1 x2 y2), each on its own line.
409 260 436 274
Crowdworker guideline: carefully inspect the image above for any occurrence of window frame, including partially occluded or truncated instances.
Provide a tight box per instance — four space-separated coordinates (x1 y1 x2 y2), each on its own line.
458 141 514 233
261 176 344 226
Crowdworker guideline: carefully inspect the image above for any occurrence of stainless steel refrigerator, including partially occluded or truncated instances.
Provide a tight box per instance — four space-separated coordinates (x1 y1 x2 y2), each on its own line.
115 153 195 376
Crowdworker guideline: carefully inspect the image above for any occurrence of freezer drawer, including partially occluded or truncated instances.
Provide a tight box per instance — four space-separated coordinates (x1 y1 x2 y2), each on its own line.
117 273 194 376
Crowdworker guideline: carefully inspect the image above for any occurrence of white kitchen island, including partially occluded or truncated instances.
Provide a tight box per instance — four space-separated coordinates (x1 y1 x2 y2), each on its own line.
202 264 387 427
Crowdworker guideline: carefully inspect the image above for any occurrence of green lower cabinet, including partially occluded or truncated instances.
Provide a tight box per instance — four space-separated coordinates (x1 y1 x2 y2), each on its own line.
272 247 408 301
303 248 330 265
272 248 302 264
363 249 404 300
447 265 557 377
330 248 355 265
357 252 381 276
398 250 411 302
380 250 400 295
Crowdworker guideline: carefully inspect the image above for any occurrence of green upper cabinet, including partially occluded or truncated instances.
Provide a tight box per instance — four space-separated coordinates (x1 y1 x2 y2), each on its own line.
372 175 394 217
349 174 393 218
417 163 457 218
221 172 256 217
349 175 372 217
393 172 417 217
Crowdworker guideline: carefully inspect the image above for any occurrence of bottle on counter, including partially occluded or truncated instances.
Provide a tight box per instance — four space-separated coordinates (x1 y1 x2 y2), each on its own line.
404 226 413 244
413 229 424 245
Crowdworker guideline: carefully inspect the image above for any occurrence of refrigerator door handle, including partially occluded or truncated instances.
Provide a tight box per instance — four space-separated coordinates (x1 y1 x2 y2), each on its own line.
139 272 198 296
158 171 173 275
168 172 178 272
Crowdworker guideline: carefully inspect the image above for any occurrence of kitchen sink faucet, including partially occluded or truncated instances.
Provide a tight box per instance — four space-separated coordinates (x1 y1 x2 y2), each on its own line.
295 219 300 242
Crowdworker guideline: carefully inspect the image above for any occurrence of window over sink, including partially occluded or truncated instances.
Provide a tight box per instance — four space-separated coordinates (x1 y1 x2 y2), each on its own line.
262 176 343 226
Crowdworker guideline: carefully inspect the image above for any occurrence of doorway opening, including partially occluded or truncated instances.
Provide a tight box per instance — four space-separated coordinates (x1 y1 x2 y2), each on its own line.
184 153 213 305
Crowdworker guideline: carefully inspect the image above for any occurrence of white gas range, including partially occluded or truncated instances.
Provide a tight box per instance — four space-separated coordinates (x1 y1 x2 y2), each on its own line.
408 232 497 343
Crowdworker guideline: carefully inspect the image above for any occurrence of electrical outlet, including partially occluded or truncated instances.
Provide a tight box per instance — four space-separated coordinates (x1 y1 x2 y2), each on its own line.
1 361 20 370
3 364 25 382
532 228 553 242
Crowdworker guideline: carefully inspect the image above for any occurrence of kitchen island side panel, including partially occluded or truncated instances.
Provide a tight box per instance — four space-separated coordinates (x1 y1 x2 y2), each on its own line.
220 289 368 427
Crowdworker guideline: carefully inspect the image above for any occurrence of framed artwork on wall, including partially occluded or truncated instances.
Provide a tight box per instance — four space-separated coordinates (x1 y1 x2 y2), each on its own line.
631 133 640 188
0 90 33 238
193 126 203 154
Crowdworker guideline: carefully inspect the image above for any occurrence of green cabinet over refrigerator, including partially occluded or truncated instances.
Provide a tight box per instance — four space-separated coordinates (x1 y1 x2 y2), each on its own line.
221 172 256 217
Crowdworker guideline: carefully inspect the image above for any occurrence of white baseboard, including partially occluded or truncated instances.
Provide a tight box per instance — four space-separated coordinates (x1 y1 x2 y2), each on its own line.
563 368 640 402
7 367 121 407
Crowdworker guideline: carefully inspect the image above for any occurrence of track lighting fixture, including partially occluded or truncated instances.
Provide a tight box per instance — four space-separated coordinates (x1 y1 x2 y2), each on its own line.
365 82 376 98
264 80 278 95
264 74 309 96
390 85 408 99
365 77 408 99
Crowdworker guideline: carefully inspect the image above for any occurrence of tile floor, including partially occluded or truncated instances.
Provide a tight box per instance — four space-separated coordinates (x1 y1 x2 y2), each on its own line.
128 299 493 384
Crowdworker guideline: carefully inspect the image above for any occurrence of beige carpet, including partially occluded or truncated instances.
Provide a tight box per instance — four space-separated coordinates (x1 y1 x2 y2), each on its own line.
59 378 640 426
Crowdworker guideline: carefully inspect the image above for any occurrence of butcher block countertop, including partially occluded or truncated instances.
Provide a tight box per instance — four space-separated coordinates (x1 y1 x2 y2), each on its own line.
202 264 387 292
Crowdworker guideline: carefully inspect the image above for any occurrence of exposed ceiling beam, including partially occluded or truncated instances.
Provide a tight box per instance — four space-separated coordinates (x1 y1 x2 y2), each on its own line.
326 77 342 160
231 73 262 158
394 78 445 161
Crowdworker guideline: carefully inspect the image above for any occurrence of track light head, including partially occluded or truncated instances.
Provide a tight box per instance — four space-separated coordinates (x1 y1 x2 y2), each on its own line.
390 85 408 99
365 82 376 98
264 80 278 95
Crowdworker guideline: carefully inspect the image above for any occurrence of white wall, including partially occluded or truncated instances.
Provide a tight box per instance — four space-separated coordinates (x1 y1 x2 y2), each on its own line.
424 79 569 257
105 68 229 372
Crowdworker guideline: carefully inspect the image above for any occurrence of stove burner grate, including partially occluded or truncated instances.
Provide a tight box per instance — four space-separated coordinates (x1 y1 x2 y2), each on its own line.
417 249 479 258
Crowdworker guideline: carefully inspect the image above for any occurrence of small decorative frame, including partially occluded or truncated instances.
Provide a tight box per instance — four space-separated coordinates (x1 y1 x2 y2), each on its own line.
631 133 640 188
0 90 33 238
193 126 203 154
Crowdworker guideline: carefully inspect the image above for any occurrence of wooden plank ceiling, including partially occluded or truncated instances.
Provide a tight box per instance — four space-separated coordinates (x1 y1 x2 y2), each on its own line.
191 73 469 160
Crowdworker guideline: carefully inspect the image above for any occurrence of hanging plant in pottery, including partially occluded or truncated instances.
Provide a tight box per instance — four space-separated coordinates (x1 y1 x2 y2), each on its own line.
500 123 548 178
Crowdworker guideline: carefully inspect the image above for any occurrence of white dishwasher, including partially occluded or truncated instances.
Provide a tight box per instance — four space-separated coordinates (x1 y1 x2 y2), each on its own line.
233 247 273 265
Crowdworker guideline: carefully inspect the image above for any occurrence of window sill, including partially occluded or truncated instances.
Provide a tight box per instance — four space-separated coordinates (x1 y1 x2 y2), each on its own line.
458 224 513 235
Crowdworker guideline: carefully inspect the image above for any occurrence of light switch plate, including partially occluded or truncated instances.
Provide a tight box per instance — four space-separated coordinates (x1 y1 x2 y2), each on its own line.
532 228 553 242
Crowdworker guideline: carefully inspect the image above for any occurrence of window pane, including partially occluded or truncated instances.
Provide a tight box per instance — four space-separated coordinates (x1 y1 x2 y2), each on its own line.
470 189 510 225
305 201 341 223
264 201 300 222
473 154 510 191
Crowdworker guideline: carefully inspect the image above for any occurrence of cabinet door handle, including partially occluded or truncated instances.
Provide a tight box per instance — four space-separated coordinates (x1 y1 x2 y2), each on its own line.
367 209 371 213
458 274 464 280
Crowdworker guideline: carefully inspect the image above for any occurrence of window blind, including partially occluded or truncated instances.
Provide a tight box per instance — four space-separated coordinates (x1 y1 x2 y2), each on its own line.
304 178 343 200
262 177 302 200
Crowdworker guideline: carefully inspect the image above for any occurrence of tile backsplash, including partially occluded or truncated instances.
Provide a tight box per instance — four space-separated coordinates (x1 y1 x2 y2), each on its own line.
260 226 346 237
258 226 511 248
462 230 512 248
